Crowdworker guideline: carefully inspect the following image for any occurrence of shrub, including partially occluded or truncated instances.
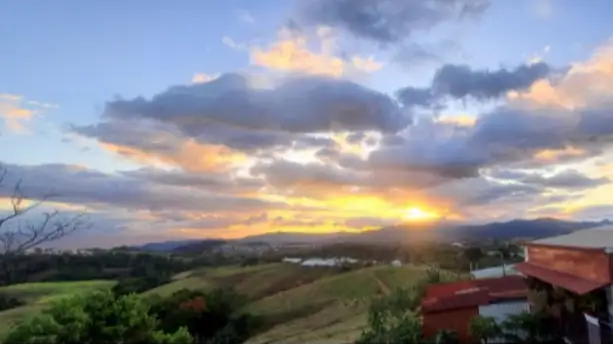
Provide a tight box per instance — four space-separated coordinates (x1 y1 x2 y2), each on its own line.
0 293 24 311
4 290 191 344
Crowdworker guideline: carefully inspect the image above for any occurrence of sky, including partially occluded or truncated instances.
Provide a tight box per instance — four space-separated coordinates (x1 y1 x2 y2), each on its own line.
2 0 613 248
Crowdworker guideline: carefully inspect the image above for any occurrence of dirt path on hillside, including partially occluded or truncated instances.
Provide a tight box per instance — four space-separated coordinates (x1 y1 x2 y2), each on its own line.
371 273 391 296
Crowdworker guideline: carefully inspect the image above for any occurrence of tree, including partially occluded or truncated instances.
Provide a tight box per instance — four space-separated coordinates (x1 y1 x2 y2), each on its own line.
0 166 90 284
469 315 501 343
150 288 258 343
433 329 460 344
356 286 421 343
463 247 484 271
4 289 192 343
501 311 559 343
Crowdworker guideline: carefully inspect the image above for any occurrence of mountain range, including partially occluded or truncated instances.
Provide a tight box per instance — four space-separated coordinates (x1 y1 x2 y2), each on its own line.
135 218 613 252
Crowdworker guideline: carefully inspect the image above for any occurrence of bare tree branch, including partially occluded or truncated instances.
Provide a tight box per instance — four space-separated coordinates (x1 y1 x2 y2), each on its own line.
0 165 89 256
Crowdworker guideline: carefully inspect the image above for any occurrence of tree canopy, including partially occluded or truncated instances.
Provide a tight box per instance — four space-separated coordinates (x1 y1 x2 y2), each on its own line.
4 290 192 344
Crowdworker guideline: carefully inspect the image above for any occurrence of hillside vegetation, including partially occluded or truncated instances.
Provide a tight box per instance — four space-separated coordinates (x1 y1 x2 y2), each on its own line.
144 263 446 343
0 262 456 343
0 280 115 336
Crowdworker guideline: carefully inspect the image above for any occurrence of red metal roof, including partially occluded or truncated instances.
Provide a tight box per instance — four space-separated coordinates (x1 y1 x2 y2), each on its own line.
422 276 528 313
515 261 609 295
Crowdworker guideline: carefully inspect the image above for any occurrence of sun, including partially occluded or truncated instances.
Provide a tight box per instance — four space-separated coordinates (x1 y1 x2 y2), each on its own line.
403 207 440 222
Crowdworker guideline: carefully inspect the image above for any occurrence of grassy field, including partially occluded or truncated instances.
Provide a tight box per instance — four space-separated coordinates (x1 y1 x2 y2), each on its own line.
0 280 116 336
246 264 432 343
145 263 433 343
0 263 437 343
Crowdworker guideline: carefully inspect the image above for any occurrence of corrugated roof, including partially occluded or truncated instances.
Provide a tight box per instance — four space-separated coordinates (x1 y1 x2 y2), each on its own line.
515 262 608 295
533 225 613 249
422 276 528 313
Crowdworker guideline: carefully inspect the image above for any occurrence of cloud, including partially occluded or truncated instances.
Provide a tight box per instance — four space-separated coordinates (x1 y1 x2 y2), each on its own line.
351 56 383 72
344 216 397 229
37 38 613 244
222 36 246 51
491 169 610 190
251 36 345 76
567 204 613 221
0 162 276 214
120 168 264 195
250 29 383 76
96 73 408 135
533 0 553 19
397 62 553 107
432 62 552 100
72 119 248 173
0 93 38 133
192 73 218 84
238 9 255 24
424 176 545 207
373 43 613 179
295 0 490 45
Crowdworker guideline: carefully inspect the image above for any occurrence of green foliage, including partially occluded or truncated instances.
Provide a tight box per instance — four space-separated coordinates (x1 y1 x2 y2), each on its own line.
464 247 484 270
356 307 423 344
501 311 559 343
0 251 191 286
469 316 501 343
4 290 192 344
112 275 170 296
356 287 418 343
151 288 259 343
433 329 460 344
0 293 24 311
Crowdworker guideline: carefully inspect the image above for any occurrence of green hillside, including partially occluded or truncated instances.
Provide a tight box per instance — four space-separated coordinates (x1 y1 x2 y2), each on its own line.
0 263 440 343
0 280 116 336
146 263 434 343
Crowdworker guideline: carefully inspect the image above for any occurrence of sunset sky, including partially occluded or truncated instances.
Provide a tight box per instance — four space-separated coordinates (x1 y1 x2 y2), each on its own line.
2 0 613 247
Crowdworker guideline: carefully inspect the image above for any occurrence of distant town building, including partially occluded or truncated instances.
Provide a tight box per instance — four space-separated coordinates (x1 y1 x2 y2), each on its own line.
282 257 302 264
300 257 358 267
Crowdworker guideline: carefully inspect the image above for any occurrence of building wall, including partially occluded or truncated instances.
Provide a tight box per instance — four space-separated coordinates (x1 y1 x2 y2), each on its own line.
479 300 530 343
527 244 611 283
422 307 479 343
471 265 518 279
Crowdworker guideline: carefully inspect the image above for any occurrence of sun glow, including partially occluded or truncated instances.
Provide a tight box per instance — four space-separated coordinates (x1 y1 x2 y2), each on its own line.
403 207 440 222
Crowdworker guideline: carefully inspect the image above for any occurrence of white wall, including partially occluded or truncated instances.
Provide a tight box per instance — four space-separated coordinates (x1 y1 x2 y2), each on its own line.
471 265 518 279
479 300 530 343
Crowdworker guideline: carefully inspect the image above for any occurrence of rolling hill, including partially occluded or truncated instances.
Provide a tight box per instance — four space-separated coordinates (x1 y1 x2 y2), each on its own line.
140 263 457 343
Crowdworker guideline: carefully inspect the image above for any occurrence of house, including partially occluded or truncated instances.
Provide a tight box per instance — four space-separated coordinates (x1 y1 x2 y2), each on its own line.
421 275 529 343
282 257 302 264
471 264 519 279
515 225 613 343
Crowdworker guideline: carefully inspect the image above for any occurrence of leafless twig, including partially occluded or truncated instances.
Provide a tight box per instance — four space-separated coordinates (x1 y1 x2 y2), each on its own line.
0 165 89 255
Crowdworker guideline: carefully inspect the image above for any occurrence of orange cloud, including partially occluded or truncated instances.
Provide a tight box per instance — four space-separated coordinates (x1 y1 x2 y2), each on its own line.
0 93 57 133
100 139 246 173
192 73 218 84
509 40 613 110
0 93 37 133
351 56 383 73
251 37 345 76
435 114 477 127
533 146 586 163
250 28 383 76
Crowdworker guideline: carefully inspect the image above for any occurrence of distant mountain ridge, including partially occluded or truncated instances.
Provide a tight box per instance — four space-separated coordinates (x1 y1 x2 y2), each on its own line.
134 218 613 251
